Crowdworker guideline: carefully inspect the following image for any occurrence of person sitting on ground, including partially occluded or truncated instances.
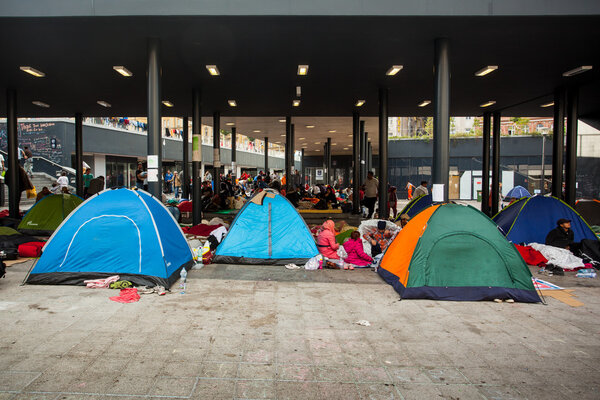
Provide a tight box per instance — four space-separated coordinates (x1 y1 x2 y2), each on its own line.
363 220 394 258
545 218 577 251
36 186 51 202
87 176 105 197
50 182 61 194
343 230 373 270
413 180 429 197
61 186 71 194
399 213 411 228
317 220 342 269
286 185 302 208
324 186 338 208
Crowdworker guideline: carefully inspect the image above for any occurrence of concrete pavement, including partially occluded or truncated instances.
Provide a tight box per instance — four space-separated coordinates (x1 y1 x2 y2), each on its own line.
0 260 599 400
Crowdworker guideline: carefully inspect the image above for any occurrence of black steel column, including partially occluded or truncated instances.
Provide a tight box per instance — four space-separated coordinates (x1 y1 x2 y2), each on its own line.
367 141 372 175
491 112 501 215
231 127 237 181
379 87 389 219
565 87 578 206
147 38 162 198
301 148 305 188
213 111 221 194
6 89 19 218
75 113 84 197
326 137 332 186
359 121 366 184
433 38 450 202
264 137 269 175
552 88 566 199
323 143 328 184
192 89 202 225
352 112 360 213
481 112 491 216
285 116 292 192
290 124 296 189
182 116 190 199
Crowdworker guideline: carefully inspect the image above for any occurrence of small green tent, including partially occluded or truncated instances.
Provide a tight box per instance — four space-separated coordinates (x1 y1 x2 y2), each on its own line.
18 194 83 235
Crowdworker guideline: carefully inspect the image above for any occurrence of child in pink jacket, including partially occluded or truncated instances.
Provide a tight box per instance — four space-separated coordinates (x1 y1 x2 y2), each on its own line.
343 231 373 270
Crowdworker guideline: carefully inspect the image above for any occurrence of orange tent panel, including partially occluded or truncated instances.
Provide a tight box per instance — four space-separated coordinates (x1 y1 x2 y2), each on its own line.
380 205 439 286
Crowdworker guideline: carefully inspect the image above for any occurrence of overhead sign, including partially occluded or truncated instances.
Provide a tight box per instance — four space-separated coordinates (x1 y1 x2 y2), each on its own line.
315 169 324 181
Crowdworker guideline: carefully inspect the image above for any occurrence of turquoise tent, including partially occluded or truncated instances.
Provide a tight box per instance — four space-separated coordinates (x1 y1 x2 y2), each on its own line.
213 189 318 265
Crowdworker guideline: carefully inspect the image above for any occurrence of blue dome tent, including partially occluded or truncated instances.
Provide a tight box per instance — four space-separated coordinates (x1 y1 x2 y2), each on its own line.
493 195 597 245
505 185 531 199
26 188 193 288
213 189 318 265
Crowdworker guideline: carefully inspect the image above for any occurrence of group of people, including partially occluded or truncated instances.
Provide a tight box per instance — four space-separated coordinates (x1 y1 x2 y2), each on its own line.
316 220 398 270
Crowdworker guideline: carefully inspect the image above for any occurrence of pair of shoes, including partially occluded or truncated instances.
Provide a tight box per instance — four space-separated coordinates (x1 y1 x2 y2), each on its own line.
109 280 132 289
493 298 503 303
349 265 355 270
155 286 167 296
325 261 341 270
343 264 349 270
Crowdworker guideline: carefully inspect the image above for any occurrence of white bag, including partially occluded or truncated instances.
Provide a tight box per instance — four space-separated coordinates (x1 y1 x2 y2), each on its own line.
304 254 323 270
337 245 348 259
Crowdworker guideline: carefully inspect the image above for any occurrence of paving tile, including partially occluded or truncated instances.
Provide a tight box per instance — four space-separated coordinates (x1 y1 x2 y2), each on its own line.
235 380 275 399
191 378 236 399
149 376 197 397
315 382 361 400
0 372 40 391
356 383 402 400
276 364 314 381
237 363 276 380
199 362 239 379
275 381 318 400
387 367 432 384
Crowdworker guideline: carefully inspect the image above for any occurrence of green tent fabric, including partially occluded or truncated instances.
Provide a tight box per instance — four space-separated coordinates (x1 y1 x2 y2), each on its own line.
335 229 355 244
0 227 20 236
18 194 83 235
378 203 540 302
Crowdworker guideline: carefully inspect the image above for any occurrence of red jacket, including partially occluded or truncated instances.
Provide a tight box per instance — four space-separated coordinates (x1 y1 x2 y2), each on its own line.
343 238 373 266
317 221 340 259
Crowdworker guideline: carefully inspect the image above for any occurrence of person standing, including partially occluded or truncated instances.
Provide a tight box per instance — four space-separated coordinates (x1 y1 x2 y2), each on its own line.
363 171 379 219
135 162 145 190
23 146 34 176
164 170 173 193
173 171 182 199
413 181 429 197
388 186 398 220
57 171 69 190
83 167 94 198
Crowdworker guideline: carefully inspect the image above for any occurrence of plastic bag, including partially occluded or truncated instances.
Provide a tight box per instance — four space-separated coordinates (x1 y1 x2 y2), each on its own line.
26 187 37 199
337 246 348 259
304 254 323 270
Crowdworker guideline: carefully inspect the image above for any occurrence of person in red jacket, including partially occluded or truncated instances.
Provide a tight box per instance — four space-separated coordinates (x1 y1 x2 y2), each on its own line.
316 220 342 269
342 231 373 270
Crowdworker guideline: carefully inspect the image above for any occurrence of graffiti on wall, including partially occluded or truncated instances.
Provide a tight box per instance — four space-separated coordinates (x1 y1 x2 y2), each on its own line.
0 122 63 164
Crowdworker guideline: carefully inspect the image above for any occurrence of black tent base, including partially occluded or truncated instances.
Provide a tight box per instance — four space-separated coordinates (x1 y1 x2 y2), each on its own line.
25 260 193 289
212 255 311 266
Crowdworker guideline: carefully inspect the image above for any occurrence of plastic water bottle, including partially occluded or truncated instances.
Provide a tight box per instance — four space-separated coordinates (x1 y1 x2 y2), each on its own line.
180 268 187 294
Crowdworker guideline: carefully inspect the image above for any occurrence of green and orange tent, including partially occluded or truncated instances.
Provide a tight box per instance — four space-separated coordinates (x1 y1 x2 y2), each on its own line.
378 203 540 302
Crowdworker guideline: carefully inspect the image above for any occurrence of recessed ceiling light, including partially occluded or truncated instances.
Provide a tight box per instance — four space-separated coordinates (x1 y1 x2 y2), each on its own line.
562 65 592 77
19 66 45 77
275 141 281 144
348 144 353 147
314 141 321 144
328 130 337 133
315 149 320 152
386 65 403 76
278 119 286 123
162 101 174 107
113 66 133 77
302 146 308 148
32 100 49 108
540 102 554 108
297 65 309 76
331 143 337 146
418 100 431 107
296 86 302 97
253 130 261 133
347 134 353 137
343 147 349 150
226 122 235 126
480 100 496 108
206 65 220 76
298 137 305 140
355 100 365 107
228 100 237 107
302 142 308 145
293 100 301 107
474 65 498 76
280 134 286 137
97 100 111 108
306 125 315 128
